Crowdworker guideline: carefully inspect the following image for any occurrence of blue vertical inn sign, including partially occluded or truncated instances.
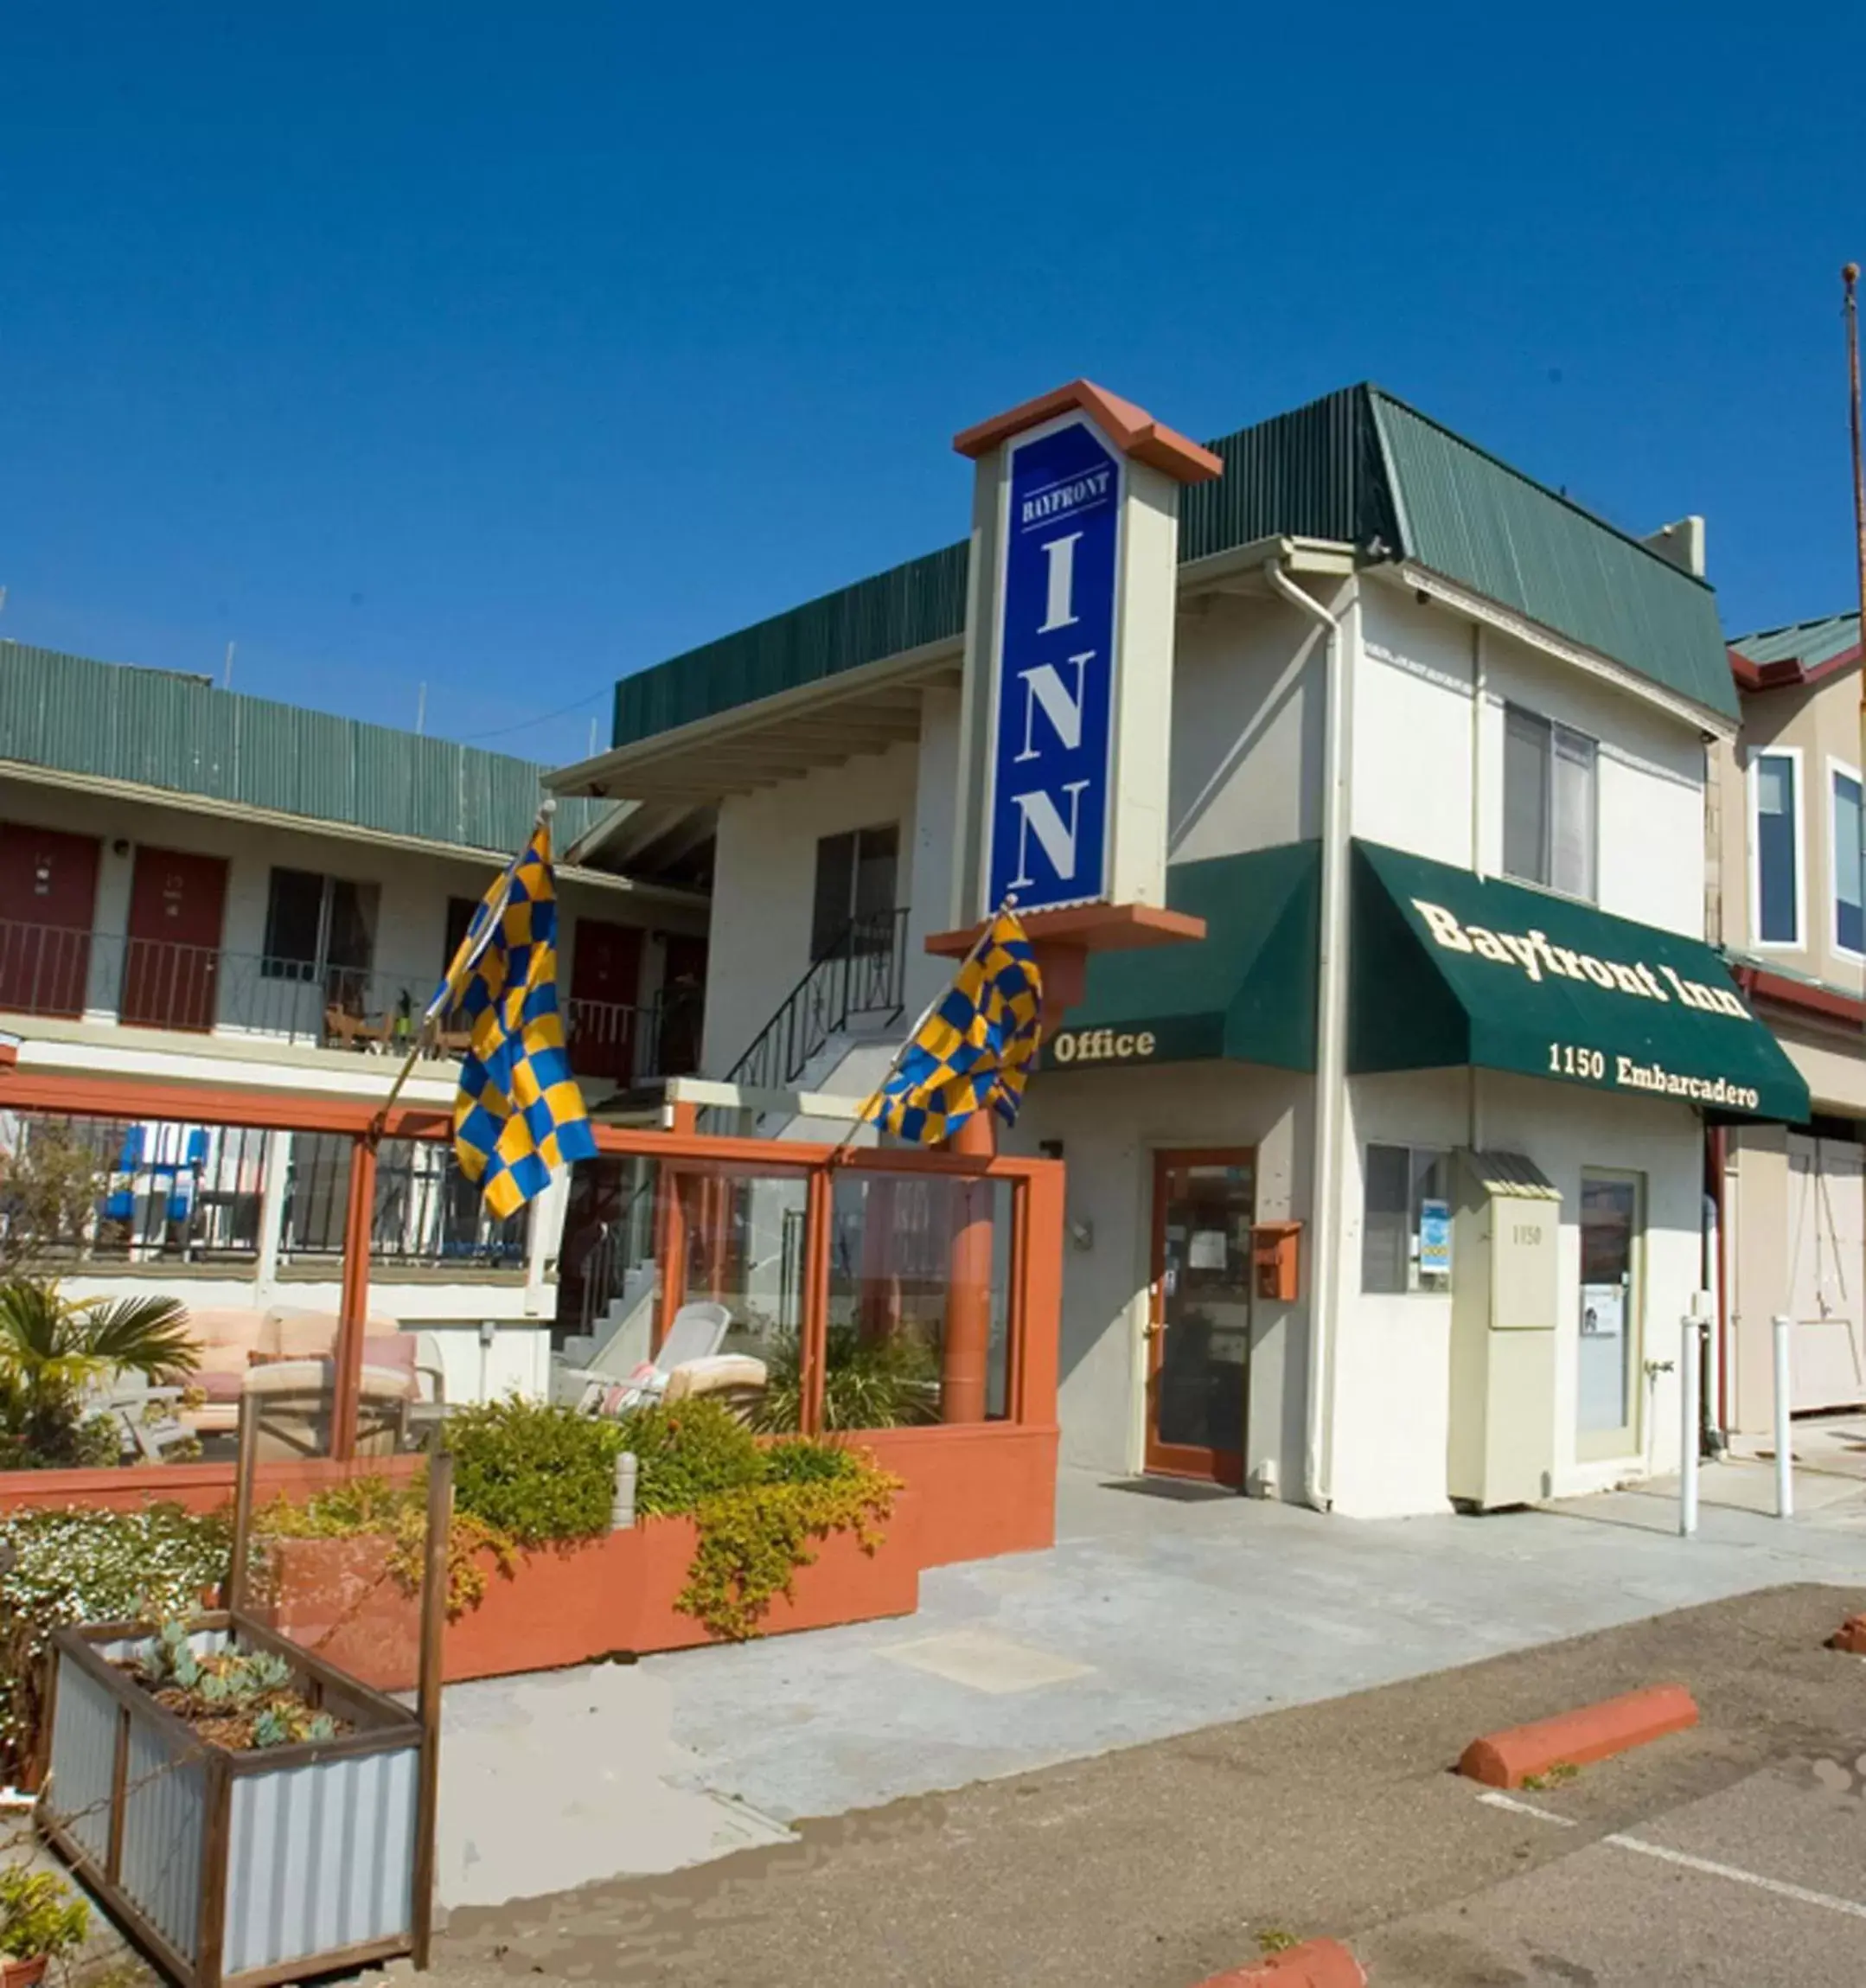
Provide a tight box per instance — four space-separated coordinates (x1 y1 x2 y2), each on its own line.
983 419 1122 915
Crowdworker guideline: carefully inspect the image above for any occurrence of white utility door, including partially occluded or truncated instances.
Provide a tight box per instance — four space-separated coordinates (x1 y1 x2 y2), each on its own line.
1786 1135 1866 1412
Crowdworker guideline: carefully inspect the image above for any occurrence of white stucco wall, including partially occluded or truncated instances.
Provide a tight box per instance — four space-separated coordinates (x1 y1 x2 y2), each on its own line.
1353 585 1709 938
702 740 920 1076
1329 1066 1701 1518
1167 592 1326 862
1011 1061 1312 1483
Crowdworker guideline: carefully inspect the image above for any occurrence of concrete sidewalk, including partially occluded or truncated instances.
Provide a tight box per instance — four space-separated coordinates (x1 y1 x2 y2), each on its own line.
434 1463 1866 1909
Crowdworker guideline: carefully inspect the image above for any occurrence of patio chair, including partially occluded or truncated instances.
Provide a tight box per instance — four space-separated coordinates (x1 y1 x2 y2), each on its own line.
93 1376 195 1463
563 1301 732 1416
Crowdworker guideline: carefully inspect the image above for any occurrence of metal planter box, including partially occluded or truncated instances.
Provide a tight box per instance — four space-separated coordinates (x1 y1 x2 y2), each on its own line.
41 1614 431 1988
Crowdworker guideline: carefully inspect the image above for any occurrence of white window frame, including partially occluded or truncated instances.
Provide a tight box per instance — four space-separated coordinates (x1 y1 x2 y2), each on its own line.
1748 745 1806 952
1831 756 1865 962
1500 703 1600 905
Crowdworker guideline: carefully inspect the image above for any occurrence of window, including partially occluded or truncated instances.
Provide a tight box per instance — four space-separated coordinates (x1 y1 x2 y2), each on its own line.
810 823 899 959
1503 706 1597 899
260 869 380 993
1752 751 1801 946
1362 1143 1451 1294
1834 765 1863 956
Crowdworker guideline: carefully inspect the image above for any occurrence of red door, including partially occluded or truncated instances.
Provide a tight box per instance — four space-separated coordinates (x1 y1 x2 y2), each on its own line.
120 847 227 1032
0 823 100 1018
568 918 643 1082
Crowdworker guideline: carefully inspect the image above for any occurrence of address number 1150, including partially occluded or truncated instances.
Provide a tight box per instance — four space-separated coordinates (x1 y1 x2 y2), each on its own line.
1548 1042 1606 1081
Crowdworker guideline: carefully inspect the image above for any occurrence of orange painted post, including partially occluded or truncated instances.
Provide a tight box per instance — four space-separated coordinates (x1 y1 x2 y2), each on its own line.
800 1165 833 1435
942 1114 997 1423
654 1167 688 1355
856 1173 900 1346
330 1134 378 1461
1015 1157 1064 1430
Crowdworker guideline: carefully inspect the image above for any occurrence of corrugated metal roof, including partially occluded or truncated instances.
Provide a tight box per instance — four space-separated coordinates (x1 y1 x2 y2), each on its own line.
0 642 607 856
611 541 968 749
605 382 1736 751
1729 610 1860 671
1456 1148 1561 1200
1368 392 1735 720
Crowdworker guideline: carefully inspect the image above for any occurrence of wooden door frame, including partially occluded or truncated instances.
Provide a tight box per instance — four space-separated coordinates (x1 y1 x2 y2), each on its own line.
1144 1145 1255 1486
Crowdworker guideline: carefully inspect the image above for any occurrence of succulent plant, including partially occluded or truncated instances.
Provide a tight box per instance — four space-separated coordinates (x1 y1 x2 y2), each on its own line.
305 1713 337 1743
249 1708 290 1750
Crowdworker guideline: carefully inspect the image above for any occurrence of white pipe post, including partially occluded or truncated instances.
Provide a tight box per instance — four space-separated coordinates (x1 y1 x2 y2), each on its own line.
1772 1314 1794 1518
1678 1313 1700 1537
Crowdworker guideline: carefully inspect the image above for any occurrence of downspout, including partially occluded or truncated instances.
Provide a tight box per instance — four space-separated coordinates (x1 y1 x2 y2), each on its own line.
1264 553 1349 1512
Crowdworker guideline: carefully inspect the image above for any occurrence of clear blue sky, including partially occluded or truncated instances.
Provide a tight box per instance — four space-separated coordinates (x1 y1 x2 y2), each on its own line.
3 5 1861 767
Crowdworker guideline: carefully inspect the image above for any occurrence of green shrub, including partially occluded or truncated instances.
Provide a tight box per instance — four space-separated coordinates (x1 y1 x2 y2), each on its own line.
446 1397 626 1544
751 1323 941 1434
0 1502 230 1780
762 1437 864 1486
615 1397 765 1514
254 1473 515 1616
0 1863 88 1962
678 1461 899 1641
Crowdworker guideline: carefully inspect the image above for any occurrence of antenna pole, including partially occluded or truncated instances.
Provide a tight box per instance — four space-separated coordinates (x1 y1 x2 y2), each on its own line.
416 682 428 735
222 641 235 689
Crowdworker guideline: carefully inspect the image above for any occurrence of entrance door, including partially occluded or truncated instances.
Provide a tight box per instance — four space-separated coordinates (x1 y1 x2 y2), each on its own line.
1145 1149 1255 1485
0 823 99 1017
656 935 707 1077
567 918 643 1082
120 847 227 1032
1577 1169 1645 1459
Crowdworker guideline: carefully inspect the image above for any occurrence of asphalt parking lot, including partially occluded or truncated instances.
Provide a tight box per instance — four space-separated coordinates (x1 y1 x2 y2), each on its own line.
431 1582 1866 1988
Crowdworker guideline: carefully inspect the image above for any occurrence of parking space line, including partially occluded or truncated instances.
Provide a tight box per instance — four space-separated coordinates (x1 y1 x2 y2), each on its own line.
1604 1834 1866 1920
1476 1791 1575 1826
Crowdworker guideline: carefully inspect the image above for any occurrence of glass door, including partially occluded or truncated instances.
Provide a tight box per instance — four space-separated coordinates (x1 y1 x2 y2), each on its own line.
1145 1150 1255 1486
1577 1168 1644 1459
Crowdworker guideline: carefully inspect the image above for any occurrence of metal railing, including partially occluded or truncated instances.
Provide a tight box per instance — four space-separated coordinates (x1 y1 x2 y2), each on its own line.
0 919 655 1080
0 1111 531 1269
572 1167 661 1338
723 908 910 1093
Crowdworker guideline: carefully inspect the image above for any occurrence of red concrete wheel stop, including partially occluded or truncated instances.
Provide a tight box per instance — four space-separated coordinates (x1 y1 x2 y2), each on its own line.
1457 1683 1698 1788
1193 1938 1366 1986
1827 1614 1866 1653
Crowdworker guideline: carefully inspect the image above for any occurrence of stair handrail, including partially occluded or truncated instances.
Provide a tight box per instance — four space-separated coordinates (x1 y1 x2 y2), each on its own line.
721 906 910 1095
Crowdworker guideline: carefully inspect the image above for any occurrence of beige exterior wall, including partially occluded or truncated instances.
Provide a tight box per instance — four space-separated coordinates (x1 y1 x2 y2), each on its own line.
1713 674 1866 1000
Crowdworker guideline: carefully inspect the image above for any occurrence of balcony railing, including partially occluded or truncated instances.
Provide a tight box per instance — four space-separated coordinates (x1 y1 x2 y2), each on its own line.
0 919 668 1083
0 1110 529 1269
724 908 911 1094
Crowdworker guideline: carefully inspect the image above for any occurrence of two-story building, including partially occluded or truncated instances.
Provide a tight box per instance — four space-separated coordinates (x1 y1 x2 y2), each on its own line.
1711 611 1866 1435
0 641 710 1404
554 383 1807 1516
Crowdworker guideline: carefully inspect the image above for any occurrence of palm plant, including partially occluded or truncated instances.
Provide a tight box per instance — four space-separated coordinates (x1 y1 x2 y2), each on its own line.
751 1320 941 1434
0 1280 197 1467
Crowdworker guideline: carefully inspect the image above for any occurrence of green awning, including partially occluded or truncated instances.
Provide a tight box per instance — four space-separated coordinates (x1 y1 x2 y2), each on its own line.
1048 841 1320 1072
1350 841 1809 1122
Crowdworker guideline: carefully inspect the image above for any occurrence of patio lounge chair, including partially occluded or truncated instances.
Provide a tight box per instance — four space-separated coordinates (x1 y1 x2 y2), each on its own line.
562 1301 732 1416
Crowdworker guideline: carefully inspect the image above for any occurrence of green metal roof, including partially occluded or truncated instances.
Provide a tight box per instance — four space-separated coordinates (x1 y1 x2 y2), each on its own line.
0 641 608 857
1367 393 1733 718
1729 610 1860 671
608 383 1735 751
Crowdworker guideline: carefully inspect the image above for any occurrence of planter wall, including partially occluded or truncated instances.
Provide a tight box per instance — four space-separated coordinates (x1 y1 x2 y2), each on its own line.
42 1616 427 1988
267 1496 923 1691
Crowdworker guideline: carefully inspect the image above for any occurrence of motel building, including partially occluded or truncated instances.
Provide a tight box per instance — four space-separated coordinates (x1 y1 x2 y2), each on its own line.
555 380 1806 1518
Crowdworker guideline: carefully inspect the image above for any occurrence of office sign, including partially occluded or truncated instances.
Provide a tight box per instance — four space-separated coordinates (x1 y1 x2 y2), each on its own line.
982 418 1122 914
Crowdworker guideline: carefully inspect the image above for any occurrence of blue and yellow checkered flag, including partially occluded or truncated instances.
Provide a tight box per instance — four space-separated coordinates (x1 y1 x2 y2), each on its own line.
860 906 1043 1146
427 811 598 1218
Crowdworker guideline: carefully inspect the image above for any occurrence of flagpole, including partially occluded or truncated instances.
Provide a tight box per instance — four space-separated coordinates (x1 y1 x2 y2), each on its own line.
366 800 553 1144
828 897 1016 1163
